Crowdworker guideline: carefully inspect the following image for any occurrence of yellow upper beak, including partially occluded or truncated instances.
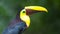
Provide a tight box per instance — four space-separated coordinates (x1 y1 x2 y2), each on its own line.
25 6 48 12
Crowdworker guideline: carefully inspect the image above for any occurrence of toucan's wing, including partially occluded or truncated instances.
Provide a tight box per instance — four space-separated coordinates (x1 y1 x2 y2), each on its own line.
2 22 26 34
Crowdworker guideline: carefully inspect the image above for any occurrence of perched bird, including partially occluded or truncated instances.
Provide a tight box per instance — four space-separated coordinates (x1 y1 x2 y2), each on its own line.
2 6 48 34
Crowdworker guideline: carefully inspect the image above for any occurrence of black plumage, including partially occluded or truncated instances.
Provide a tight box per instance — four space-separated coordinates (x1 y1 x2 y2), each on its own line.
2 8 27 34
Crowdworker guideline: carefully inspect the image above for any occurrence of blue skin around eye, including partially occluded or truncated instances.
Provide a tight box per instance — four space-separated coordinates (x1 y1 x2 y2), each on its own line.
2 22 27 34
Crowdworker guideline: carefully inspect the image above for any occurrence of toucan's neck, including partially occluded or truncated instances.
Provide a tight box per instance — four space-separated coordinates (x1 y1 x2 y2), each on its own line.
16 13 22 22
9 11 23 27
16 10 25 22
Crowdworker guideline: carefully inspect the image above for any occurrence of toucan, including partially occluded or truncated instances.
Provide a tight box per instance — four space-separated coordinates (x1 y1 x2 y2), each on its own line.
2 6 48 34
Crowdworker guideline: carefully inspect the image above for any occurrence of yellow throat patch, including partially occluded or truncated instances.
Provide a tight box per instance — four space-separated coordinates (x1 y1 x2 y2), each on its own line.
20 9 30 27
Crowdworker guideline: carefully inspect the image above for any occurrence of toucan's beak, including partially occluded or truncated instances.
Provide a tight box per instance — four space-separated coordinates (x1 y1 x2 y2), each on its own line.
25 6 48 15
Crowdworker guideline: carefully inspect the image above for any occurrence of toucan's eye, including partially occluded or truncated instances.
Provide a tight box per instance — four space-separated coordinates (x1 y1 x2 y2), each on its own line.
23 11 25 13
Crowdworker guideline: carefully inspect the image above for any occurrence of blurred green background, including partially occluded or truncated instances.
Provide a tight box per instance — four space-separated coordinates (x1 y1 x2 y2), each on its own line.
0 0 60 34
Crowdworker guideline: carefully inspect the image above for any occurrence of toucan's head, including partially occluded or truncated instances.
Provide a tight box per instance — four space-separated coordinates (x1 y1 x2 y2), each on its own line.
20 6 48 27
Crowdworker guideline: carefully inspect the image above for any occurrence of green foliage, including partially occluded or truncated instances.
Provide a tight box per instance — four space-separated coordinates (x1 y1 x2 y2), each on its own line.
0 0 60 34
